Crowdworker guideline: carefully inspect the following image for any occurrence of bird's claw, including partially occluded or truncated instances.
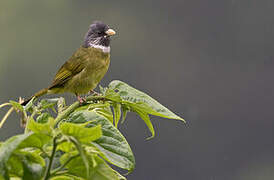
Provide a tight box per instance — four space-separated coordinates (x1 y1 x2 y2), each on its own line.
77 96 86 105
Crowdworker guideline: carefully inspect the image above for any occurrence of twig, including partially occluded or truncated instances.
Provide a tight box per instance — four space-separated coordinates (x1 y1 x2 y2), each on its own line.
43 137 57 180
0 102 11 109
0 107 14 128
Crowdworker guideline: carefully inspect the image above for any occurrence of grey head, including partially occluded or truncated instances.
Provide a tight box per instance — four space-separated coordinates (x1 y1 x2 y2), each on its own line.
83 21 116 48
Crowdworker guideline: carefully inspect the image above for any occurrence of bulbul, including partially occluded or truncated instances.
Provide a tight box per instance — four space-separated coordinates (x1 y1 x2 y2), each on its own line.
22 21 116 105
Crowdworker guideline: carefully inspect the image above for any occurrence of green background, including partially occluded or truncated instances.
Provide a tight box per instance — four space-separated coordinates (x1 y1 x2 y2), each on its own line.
1 0 274 179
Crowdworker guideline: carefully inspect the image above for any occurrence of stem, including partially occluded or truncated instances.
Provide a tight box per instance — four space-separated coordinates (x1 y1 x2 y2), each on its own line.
24 117 30 134
43 137 57 180
50 154 79 176
0 107 14 128
0 102 11 109
54 96 106 126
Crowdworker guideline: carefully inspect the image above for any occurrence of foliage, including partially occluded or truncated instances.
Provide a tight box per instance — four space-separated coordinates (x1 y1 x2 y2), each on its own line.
0 80 184 180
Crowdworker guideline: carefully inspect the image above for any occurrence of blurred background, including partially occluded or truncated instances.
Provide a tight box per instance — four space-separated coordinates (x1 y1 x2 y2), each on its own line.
1 0 274 179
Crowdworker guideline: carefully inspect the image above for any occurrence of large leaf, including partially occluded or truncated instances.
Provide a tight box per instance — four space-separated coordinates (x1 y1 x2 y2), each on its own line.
108 80 185 122
7 151 44 180
66 110 135 171
60 122 102 144
0 133 33 179
27 118 54 136
18 133 51 150
75 103 114 123
6 156 23 177
61 153 119 180
16 151 44 180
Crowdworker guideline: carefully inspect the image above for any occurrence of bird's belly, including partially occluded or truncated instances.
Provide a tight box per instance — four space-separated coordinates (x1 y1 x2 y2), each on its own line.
64 59 110 95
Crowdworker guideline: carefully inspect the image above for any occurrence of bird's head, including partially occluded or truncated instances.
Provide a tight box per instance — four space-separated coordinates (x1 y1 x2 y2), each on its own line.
83 21 116 49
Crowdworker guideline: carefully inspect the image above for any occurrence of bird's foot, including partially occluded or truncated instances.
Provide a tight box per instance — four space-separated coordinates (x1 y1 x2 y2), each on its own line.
77 96 86 105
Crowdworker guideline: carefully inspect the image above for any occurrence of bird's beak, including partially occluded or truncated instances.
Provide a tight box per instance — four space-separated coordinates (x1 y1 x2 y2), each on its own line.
105 29 116 36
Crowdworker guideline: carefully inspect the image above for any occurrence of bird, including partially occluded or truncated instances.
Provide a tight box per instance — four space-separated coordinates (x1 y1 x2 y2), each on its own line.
21 21 116 105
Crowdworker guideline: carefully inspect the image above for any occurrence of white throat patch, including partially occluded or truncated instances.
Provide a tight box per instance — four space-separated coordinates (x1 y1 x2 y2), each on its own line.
89 44 110 53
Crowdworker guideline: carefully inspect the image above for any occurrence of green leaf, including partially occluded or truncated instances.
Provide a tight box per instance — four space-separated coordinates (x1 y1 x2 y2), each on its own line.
24 97 35 113
59 151 79 164
91 156 119 180
6 155 23 177
10 178 23 180
50 176 74 180
108 80 185 122
18 133 51 150
66 111 135 172
21 158 43 180
75 103 113 123
27 118 54 136
91 104 113 123
121 105 130 124
113 170 127 180
0 133 33 179
99 85 107 95
9 101 24 112
112 103 121 127
62 154 119 180
36 113 52 124
105 89 122 102
60 122 102 144
57 141 75 153
15 151 44 180
70 137 90 179
134 109 155 139
40 98 58 110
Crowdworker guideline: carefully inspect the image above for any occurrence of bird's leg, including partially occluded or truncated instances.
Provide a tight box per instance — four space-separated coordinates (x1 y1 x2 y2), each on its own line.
76 94 86 104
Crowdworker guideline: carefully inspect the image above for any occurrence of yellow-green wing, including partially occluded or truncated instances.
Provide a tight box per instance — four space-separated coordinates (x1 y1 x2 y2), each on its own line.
49 47 88 89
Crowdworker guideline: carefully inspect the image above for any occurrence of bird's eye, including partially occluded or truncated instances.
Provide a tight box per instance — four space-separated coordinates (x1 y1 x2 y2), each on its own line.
97 31 103 35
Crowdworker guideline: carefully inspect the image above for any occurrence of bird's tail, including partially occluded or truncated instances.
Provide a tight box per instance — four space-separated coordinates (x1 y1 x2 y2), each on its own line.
21 88 48 106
